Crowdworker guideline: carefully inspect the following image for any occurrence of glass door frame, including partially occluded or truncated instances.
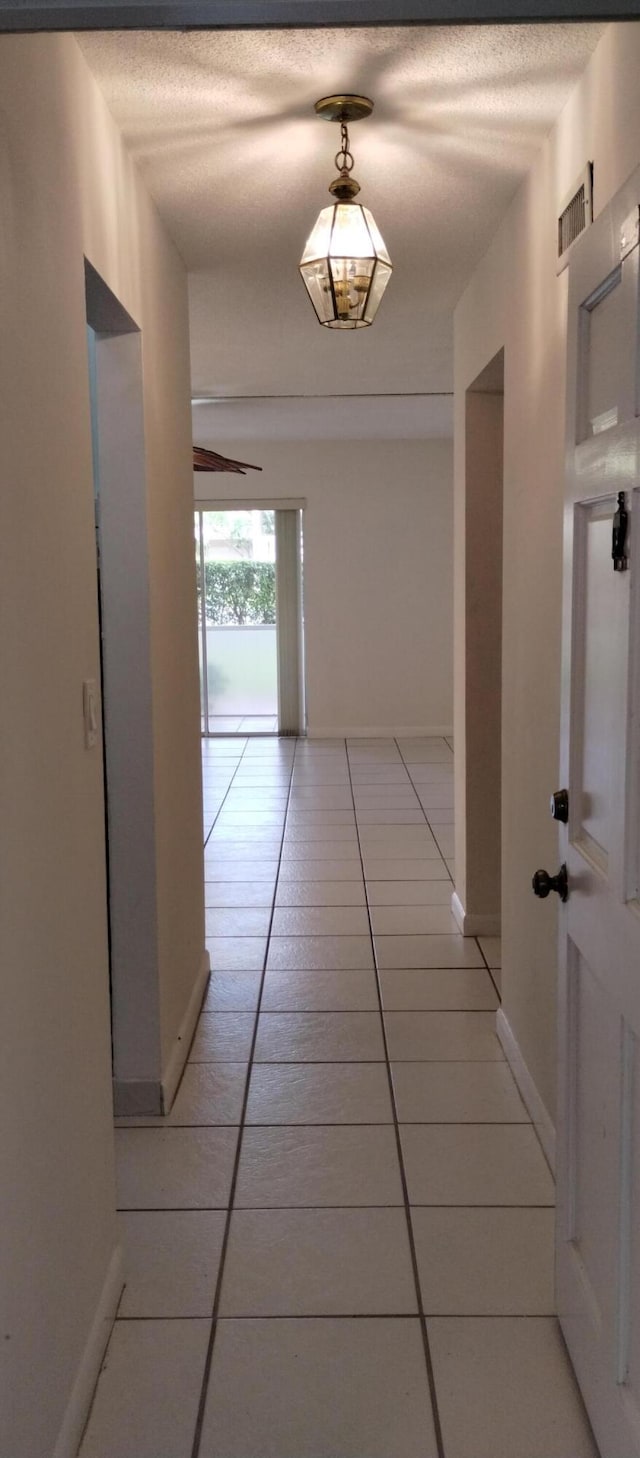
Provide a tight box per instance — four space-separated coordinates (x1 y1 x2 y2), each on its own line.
197 509 210 734
195 500 305 737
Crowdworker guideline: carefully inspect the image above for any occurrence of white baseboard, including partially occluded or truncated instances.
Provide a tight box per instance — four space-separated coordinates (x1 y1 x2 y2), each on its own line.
161 949 210 1114
306 725 454 739
451 890 501 938
53 1243 124 1458
496 1007 556 1176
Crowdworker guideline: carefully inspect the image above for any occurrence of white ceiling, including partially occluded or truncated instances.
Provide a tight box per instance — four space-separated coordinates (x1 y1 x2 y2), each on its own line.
79 23 603 437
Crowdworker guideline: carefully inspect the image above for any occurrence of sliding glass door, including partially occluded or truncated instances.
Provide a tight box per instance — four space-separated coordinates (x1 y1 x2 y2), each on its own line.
194 505 305 737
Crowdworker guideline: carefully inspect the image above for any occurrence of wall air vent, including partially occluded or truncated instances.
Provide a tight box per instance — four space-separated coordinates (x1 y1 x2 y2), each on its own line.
557 164 593 274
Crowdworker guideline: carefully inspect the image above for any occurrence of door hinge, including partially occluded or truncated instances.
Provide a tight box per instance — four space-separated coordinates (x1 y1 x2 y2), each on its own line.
612 492 628 572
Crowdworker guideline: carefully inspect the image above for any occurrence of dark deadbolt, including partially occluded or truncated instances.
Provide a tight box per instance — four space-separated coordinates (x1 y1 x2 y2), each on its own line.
532 864 569 902
612 491 628 572
550 789 569 823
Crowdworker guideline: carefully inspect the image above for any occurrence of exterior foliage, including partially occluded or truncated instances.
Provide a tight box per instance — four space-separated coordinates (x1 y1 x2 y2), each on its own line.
198 561 276 625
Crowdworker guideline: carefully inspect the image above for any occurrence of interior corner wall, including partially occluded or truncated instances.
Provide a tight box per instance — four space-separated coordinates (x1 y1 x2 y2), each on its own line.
194 437 453 737
456 384 503 930
453 19 640 1129
0 33 203 1458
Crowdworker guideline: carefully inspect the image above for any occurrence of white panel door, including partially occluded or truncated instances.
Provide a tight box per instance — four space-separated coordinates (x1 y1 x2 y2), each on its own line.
556 164 640 1457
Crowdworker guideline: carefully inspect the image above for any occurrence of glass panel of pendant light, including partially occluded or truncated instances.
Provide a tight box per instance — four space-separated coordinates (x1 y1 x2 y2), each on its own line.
362 260 392 325
300 208 391 329
360 207 391 267
327 203 376 258
300 205 335 267
331 257 375 327
300 256 337 326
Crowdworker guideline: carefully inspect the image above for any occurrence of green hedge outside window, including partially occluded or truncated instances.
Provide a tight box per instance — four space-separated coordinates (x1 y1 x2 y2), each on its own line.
198 561 276 626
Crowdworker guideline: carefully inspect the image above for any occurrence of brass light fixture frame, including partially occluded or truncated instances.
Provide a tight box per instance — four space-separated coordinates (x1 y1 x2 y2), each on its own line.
316 95 373 198
314 94 374 124
299 92 392 330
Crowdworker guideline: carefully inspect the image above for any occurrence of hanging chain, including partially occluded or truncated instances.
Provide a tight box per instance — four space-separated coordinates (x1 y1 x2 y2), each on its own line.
334 120 355 174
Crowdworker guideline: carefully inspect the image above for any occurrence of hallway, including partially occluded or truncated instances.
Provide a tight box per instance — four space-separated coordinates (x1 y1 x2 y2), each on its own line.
79 736 597 1458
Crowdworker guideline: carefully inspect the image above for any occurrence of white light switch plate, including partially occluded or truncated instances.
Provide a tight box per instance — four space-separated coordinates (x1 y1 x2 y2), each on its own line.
83 678 99 749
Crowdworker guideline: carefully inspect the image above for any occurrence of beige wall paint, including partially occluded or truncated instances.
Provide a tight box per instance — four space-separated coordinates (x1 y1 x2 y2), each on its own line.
194 437 454 736
0 33 203 1458
454 20 640 1127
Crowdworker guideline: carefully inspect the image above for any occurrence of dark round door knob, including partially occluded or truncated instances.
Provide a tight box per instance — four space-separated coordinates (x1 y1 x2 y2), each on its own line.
550 789 569 823
532 865 568 902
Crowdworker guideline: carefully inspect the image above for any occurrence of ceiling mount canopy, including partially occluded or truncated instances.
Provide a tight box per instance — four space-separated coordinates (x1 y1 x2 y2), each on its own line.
314 94 374 125
299 93 392 331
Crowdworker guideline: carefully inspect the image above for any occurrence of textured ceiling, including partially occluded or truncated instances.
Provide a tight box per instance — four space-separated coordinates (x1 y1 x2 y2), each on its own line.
79 24 604 430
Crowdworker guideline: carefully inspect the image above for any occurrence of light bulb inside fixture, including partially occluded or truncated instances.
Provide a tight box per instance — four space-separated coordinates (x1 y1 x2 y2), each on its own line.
328 261 372 321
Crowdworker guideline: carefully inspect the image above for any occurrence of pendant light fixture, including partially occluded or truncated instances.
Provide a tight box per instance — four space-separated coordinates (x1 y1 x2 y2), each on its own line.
299 94 392 330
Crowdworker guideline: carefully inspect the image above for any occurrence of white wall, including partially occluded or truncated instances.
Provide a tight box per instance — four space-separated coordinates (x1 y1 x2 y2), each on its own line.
195 437 453 737
454 20 640 1130
0 34 203 1458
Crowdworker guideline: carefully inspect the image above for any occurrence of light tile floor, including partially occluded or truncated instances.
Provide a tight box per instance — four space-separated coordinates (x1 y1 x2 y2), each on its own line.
80 735 599 1458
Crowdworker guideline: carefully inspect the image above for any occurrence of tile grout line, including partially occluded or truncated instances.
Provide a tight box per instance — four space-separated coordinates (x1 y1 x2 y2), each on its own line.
117 1119 532 1130
345 739 447 1458
118 1119 533 1131
79 730 259 1458
393 737 454 889
117 1201 554 1212
392 741 502 1009
202 738 253 849
474 937 503 1005
190 739 298 1458
117 1310 558 1322
181 1057 508 1067
394 738 503 1000
169 741 259 1120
